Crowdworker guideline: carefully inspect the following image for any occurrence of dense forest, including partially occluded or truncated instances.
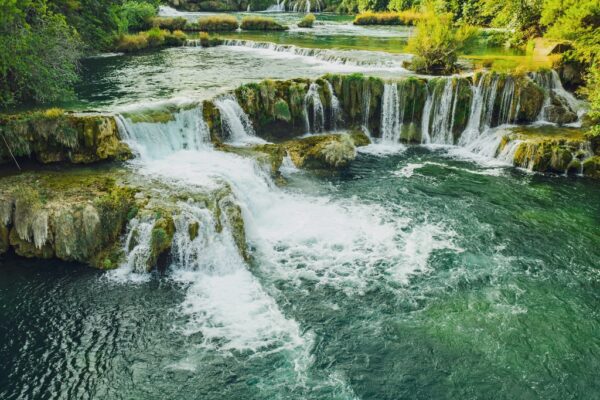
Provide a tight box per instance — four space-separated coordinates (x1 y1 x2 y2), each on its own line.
0 0 598 132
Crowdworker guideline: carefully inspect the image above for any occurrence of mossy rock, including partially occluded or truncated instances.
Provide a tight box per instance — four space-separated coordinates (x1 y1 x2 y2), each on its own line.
582 157 600 178
283 132 366 169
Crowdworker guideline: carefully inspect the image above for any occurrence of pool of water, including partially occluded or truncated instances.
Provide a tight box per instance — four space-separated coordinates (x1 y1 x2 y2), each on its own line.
1 145 599 399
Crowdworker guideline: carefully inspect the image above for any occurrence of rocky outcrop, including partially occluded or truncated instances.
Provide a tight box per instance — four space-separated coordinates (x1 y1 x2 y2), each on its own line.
497 127 597 175
0 170 136 268
0 110 131 166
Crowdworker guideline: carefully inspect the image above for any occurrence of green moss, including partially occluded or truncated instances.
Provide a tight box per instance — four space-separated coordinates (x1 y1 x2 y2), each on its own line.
273 99 292 122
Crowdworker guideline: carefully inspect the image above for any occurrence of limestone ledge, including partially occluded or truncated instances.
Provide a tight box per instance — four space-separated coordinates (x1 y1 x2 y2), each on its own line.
0 110 131 166
0 168 247 270
497 126 599 176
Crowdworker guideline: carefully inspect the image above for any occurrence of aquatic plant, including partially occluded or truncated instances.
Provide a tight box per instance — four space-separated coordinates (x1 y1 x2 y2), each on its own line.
298 13 316 28
196 15 239 31
240 17 288 31
149 16 188 31
353 10 424 26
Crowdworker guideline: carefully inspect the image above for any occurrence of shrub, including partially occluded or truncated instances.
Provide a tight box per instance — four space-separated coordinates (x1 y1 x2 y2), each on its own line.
580 66 600 137
43 108 66 119
116 32 149 52
298 13 316 28
149 17 188 31
146 27 166 47
196 15 239 32
119 1 157 32
164 30 188 46
240 16 288 31
353 10 424 26
406 11 477 74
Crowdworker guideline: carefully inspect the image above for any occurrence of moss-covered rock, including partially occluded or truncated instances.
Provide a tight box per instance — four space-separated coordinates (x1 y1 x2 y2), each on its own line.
0 169 136 267
582 156 600 178
0 110 132 166
514 78 545 123
283 132 369 169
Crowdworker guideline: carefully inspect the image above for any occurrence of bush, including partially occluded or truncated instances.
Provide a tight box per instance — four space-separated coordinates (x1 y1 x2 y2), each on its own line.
298 14 316 28
406 12 477 74
149 17 188 31
196 15 239 32
116 32 149 52
164 30 188 46
240 17 288 31
119 1 157 32
146 27 165 47
581 66 600 136
353 10 424 26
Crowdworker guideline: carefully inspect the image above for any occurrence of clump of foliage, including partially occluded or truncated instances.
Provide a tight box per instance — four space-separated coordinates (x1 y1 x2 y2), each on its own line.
240 17 288 31
298 13 316 28
0 2 83 107
197 32 223 47
196 15 239 31
118 1 157 32
149 17 188 31
581 66 600 137
353 10 424 25
406 8 477 74
115 28 187 53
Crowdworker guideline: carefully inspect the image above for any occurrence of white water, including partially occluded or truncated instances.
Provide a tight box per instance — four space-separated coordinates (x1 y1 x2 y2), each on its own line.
325 80 341 130
380 82 403 143
531 69 583 123
428 79 458 144
214 95 266 145
304 82 325 133
221 40 410 72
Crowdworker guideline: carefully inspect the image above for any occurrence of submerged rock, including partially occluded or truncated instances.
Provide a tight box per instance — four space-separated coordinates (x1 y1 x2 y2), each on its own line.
0 110 131 166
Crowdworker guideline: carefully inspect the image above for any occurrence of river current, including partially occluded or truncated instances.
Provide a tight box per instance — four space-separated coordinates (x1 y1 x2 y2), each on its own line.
1 11 599 400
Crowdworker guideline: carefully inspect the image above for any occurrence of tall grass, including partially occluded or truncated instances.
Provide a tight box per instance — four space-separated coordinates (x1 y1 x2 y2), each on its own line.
298 13 316 28
240 16 288 31
116 28 188 53
149 17 188 31
196 15 239 32
353 10 424 26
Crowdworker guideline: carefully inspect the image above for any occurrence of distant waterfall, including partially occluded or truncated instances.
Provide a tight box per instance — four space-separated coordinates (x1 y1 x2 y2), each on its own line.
214 95 265 145
116 106 210 161
304 83 325 133
265 0 286 11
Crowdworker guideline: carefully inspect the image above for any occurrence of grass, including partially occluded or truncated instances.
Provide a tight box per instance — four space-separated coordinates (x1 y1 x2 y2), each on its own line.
353 10 424 26
115 28 188 53
240 17 288 31
149 17 188 31
195 15 239 32
298 13 316 28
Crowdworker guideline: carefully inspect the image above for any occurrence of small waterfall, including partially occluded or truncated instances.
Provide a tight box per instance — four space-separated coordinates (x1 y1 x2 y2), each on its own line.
380 83 403 143
214 95 265 145
459 75 499 146
221 40 409 71
304 83 325 133
427 79 458 145
325 81 341 130
116 106 211 161
123 217 156 273
265 0 286 12
531 69 582 121
498 77 517 125
361 81 372 136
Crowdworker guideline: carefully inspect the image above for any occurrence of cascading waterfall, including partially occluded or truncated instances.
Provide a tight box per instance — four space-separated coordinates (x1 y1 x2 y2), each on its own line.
116 106 210 160
531 69 582 121
325 81 341 130
361 81 372 136
380 82 403 143
304 82 325 133
459 75 499 146
265 0 286 12
221 40 409 71
214 95 265 145
427 79 458 145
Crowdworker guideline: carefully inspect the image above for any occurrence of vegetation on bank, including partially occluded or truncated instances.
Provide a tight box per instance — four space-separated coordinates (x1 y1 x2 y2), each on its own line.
353 10 424 25
195 15 239 31
298 14 316 28
240 17 288 31
116 28 188 52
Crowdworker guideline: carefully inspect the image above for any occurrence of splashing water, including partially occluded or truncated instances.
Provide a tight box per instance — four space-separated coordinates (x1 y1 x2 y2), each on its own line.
214 95 266 145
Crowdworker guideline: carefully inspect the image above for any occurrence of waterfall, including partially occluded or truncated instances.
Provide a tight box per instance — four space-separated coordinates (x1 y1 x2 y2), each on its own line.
325 81 341 130
531 69 582 121
362 81 372 136
265 0 285 12
123 217 156 273
221 40 409 71
116 106 211 161
214 95 265 145
459 75 499 146
427 79 458 145
380 83 403 143
498 77 517 125
304 83 325 133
